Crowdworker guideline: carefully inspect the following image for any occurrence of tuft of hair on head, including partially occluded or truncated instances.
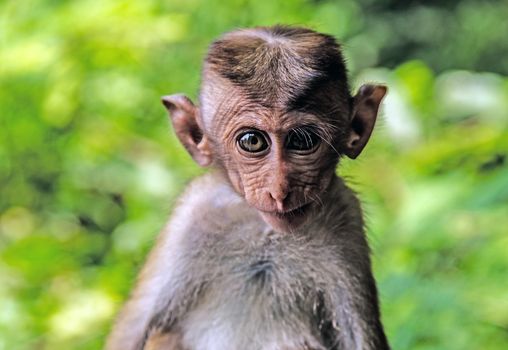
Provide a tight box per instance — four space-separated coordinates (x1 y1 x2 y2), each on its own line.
203 25 351 112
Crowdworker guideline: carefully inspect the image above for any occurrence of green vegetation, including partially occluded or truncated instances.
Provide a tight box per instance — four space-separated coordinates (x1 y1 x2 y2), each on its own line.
1 0 507 349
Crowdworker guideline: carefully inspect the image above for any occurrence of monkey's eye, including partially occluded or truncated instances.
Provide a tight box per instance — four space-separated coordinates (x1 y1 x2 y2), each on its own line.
237 130 269 153
285 128 321 152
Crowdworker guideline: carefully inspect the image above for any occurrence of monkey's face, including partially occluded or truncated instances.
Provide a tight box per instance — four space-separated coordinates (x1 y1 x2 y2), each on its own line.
162 27 388 232
162 84 386 233
216 108 341 232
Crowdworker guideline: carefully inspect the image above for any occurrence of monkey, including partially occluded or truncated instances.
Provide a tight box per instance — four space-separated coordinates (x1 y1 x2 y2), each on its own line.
106 25 389 350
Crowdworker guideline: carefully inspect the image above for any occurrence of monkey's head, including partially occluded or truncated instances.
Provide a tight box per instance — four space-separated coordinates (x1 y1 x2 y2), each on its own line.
162 26 386 232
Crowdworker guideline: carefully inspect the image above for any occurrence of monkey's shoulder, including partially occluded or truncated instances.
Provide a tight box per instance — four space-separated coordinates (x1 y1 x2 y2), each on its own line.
178 172 242 210
156 172 260 249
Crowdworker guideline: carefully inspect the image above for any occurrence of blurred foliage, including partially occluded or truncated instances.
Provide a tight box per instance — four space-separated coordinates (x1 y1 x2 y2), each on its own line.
1 0 507 349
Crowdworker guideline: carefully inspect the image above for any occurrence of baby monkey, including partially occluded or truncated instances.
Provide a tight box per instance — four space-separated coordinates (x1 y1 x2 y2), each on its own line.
106 26 389 350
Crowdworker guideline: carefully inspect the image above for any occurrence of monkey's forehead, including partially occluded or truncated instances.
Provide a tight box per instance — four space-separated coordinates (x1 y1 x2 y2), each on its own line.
198 74 350 137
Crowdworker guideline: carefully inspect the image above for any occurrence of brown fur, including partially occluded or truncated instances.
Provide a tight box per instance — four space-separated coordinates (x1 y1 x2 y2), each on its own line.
205 26 349 110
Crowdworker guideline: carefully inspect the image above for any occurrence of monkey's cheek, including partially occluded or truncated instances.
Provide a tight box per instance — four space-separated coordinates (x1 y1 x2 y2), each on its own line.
259 211 308 233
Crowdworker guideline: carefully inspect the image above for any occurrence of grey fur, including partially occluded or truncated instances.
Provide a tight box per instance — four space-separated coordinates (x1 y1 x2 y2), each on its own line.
106 171 389 350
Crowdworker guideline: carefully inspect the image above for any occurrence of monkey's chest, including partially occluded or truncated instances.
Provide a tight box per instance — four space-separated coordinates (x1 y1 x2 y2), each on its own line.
179 237 336 350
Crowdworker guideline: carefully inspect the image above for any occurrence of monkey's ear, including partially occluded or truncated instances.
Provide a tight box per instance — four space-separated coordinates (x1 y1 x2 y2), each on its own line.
161 94 212 167
345 84 387 159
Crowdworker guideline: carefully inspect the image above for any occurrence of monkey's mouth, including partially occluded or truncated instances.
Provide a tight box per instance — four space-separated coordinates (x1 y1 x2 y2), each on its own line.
259 203 312 232
273 203 311 218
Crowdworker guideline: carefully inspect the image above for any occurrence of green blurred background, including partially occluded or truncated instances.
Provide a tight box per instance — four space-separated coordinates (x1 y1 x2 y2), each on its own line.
1 0 507 349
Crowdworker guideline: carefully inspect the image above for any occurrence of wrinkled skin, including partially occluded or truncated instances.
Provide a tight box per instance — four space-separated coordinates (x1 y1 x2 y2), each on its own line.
163 83 386 233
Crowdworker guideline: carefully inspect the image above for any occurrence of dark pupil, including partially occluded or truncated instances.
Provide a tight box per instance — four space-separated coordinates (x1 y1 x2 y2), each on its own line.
238 132 267 152
286 129 320 151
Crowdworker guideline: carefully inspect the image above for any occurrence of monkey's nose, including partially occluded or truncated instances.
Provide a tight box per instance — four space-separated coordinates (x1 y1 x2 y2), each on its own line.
269 190 289 212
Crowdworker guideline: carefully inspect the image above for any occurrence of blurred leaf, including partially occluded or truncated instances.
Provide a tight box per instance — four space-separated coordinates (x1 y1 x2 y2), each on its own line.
1 0 507 349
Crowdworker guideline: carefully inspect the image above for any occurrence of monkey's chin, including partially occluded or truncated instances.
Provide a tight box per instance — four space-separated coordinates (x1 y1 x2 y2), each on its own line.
258 204 311 233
